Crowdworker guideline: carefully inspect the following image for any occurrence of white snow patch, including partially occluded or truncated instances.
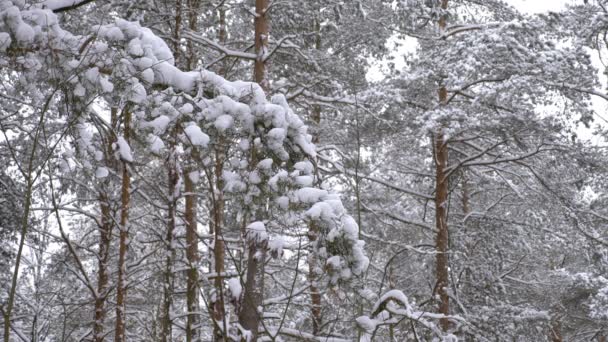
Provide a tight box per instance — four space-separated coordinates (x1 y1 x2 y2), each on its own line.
228 278 242 301
147 134 165 153
188 171 200 184
294 187 327 204
144 115 170 134
184 124 209 147
116 136 133 162
269 236 285 258
95 166 109 178
246 221 268 243
214 114 234 132
257 158 273 170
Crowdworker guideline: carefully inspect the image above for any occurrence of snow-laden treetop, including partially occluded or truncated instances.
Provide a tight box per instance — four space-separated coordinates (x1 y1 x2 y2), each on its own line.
0 0 369 285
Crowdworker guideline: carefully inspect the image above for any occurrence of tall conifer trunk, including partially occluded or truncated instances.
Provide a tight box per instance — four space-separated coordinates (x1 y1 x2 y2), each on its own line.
212 139 226 341
93 191 112 342
238 1 269 340
212 6 227 340
308 15 323 335
434 0 450 332
160 142 179 342
253 0 269 92
114 108 132 342
238 142 267 340
93 108 117 342
184 2 201 341
184 161 199 342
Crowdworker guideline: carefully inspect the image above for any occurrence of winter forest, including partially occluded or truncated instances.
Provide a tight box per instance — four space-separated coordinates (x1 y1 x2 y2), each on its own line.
2 0 608 341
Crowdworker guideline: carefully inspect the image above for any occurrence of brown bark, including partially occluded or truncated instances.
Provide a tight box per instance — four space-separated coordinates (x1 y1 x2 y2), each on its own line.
434 0 450 332
550 320 563 342
184 4 201 341
307 223 322 335
210 7 228 339
238 145 267 340
114 109 132 342
93 108 117 342
217 2 227 76
212 140 226 341
254 0 269 90
186 0 200 70
237 0 270 339
160 147 179 342
93 192 113 342
434 93 450 333
308 107 322 334
238 239 267 341
173 0 182 65
184 158 199 341
307 15 323 335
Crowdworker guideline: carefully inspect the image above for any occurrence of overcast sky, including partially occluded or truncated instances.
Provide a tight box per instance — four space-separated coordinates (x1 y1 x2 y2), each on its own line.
508 0 573 13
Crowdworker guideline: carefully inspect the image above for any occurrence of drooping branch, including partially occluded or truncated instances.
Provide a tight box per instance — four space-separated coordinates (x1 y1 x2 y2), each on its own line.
44 0 97 13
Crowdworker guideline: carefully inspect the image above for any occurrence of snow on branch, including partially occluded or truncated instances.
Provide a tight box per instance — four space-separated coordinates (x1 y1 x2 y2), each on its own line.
182 30 257 60
42 0 96 13
0 4 373 337
357 289 463 342
440 23 501 39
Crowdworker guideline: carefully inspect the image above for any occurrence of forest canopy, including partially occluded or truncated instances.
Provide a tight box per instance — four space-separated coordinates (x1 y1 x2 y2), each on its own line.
1 0 608 341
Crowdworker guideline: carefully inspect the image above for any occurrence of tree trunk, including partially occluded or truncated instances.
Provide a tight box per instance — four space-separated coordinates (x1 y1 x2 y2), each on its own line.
209 6 228 339
434 93 450 333
184 158 199 341
160 147 179 342
93 107 118 342
184 4 200 341
160 4 182 340
217 3 227 76
308 107 322 335
238 238 267 341
114 109 132 342
307 223 322 335
186 0 200 70
254 0 269 91
549 320 563 342
93 191 113 342
173 0 182 65
434 0 450 332
212 139 227 341
237 1 269 339
238 144 267 340
307 14 323 335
